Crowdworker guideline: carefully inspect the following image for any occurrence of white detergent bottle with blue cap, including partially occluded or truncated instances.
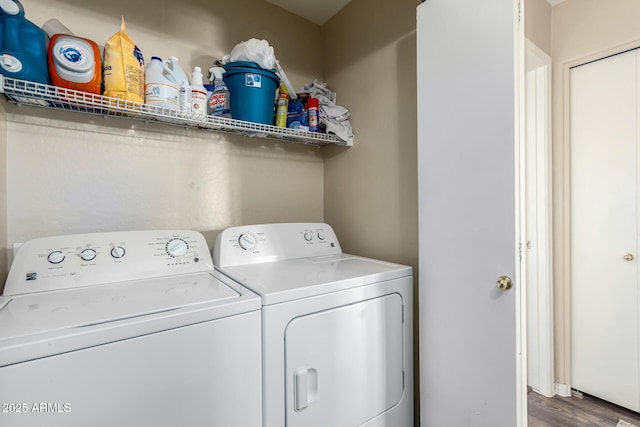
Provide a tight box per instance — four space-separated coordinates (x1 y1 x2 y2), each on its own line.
144 56 179 110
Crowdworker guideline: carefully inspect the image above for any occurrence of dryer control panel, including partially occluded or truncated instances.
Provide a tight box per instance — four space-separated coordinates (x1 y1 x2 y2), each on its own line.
4 230 213 296
214 223 342 267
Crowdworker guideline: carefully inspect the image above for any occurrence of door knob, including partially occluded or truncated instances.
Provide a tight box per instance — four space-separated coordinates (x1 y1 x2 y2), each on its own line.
624 253 634 261
496 276 513 290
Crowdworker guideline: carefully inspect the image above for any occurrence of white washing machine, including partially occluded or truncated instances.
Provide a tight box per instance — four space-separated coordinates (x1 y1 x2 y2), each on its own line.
213 223 414 427
0 230 262 427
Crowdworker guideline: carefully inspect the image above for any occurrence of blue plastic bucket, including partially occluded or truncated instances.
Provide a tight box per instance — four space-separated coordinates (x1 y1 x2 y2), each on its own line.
223 61 279 125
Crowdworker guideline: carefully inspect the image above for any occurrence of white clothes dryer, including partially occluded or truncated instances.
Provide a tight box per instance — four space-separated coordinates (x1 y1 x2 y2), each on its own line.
214 223 414 427
0 230 262 427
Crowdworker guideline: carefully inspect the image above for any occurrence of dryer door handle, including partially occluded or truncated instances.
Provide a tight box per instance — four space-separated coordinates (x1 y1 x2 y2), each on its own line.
294 367 318 411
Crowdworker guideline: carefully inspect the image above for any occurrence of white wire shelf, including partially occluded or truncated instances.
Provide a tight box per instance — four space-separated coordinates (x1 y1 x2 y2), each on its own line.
0 75 349 147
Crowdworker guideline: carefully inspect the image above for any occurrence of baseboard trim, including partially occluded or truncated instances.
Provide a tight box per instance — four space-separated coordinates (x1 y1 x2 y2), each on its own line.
555 383 571 397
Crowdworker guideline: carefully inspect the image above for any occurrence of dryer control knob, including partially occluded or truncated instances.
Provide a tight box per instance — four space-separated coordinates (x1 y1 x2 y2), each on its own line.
80 248 97 261
111 246 126 259
238 233 257 251
47 251 65 264
166 238 188 258
304 231 313 242
317 231 325 240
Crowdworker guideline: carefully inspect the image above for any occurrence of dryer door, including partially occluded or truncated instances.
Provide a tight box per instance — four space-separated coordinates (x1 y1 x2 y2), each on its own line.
285 293 404 427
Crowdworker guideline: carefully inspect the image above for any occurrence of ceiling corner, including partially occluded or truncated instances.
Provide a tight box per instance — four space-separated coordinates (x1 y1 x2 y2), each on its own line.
264 0 353 26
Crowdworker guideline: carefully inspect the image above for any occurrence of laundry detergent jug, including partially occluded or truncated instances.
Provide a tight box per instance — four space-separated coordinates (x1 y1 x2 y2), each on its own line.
165 56 190 112
48 32 101 94
0 0 49 84
144 56 179 110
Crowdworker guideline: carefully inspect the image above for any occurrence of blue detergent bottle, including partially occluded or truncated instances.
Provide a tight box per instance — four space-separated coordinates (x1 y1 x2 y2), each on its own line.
0 0 49 84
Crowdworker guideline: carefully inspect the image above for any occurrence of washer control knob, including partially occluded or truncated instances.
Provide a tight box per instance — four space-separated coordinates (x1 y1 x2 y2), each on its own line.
238 233 257 251
317 231 325 240
111 246 126 259
80 248 97 261
304 231 313 242
47 251 65 264
166 238 188 258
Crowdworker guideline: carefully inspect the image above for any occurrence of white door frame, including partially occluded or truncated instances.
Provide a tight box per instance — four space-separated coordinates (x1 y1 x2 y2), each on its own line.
524 39 555 398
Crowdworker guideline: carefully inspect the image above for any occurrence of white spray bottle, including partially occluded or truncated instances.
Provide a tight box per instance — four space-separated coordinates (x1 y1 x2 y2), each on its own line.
190 66 208 115
208 67 231 118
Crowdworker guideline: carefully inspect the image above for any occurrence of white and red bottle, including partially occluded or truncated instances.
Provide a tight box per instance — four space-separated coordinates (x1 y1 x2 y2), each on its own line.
190 66 208 115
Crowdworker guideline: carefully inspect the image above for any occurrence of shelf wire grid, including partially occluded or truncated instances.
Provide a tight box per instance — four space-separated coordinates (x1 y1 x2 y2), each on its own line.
0 76 348 147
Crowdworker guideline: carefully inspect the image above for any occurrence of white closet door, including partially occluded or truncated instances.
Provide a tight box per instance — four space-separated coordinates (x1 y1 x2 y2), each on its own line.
570 48 639 412
417 0 521 425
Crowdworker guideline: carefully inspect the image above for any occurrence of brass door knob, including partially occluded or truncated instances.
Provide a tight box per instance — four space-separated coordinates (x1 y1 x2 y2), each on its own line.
624 253 634 261
496 276 513 290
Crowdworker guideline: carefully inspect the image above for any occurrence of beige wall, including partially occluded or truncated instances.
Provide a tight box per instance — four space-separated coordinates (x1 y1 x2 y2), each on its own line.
322 0 419 421
551 0 640 385
322 0 418 275
525 0 552 55
1 0 326 283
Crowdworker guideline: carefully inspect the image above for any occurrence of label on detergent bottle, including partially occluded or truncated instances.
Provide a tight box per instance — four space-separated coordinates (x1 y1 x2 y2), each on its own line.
129 45 145 96
58 44 86 66
145 83 179 109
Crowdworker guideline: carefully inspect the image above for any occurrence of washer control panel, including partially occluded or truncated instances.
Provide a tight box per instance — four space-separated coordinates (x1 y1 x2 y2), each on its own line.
213 223 342 267
4 230 213 296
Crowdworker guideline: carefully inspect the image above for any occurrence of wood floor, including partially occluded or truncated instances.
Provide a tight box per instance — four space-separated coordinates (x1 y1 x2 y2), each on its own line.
528 389 640 426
